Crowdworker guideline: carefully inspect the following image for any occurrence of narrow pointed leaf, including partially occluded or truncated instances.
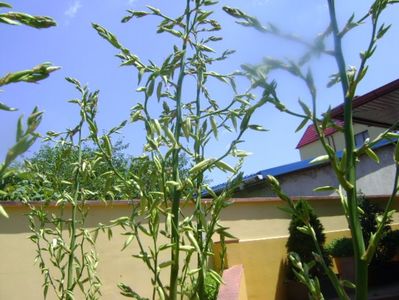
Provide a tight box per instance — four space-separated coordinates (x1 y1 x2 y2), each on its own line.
364 147 380 163
0 102 17 111
309 154 329 164
0 205 8 218
295 118 309 133
214 160 235 173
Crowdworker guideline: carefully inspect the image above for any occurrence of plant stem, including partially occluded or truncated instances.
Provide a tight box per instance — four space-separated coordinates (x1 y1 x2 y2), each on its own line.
169 1 191 298
66 123 83 299
327 1 367 299
194 61 206 300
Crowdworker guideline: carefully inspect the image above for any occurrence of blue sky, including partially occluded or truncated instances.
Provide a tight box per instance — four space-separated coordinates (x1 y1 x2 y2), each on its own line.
1 1 399 185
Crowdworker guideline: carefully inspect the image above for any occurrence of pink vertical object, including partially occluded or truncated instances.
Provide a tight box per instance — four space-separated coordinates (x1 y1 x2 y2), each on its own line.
217 264 245 300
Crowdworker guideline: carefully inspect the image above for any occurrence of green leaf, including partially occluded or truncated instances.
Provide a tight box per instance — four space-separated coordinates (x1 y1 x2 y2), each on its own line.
4 135 36 166
341 279 356 289
278 205 295 216
295 118 309 133
0 3 12 8
187 231 200 253
16 116 23 142
221 228 237 239
122 234 135 251
395 141 399 164
298 99 312 117
197 10 213 23
182 117 191 139
208 269 223 284
118 283 149 300
166 180 181 189
0 15 18 25
187 268 201 275
0 205 8 218
146 5 160 15
163 126 177 147
0 12 56 28
364 147 380 163
137 68 145 84
0 63 59 86
210 116 218 138
313 186 336 192
240 97 268 131
205 71 228 83
204 0 218 5
158 260 173 268
156 81 162 101
309 154 329 164
159 27 183 38
232 149 252 158
146 79 155 98
377 23 391 39
65 76 82 88
203 185 217 198
267 175 280 189
157 286 165 300
222 6 247 19
92 23 122 50
87 119 98 135
102 135 112 158
327 72 341 88
0 101 16 111
196 43 215 53
385 132 399 139
296 226 311 236
107 227 113 240
248 124 268 131
121 10 149 23
189 158 214 174
214 160 235 173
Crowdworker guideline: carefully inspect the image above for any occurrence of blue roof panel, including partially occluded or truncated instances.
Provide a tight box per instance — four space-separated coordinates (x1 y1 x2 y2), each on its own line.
208 138 394 195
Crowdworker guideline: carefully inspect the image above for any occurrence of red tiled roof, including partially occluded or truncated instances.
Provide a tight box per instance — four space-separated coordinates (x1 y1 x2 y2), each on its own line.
330 79 399 124
296 120 343 149
297 78 399 149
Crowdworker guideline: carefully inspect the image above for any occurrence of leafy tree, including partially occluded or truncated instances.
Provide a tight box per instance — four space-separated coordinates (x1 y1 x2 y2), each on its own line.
0 141 192 201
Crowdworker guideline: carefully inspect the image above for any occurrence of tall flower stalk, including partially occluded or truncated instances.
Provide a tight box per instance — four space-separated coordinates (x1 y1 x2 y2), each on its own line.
27 79 102 299
91 1 267 298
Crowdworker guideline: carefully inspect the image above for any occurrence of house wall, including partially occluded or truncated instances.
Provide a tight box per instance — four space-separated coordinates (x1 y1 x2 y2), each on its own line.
217 230 353 300
299 124 385 160
1 197 398 299
234 143 396 197
219 223 399 300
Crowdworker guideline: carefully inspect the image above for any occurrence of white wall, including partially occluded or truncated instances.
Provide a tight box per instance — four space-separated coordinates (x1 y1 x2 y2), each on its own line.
299 124 386 160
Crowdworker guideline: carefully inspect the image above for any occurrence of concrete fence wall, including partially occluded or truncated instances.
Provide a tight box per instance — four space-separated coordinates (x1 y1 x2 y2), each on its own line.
0 196 398 299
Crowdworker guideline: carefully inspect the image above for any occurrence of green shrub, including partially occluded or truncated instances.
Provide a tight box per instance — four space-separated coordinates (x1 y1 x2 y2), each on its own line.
327 197 398 262
327 238 354 258
286 199 332 279
204 273 220 300
376 229 399 263
358 195 395 264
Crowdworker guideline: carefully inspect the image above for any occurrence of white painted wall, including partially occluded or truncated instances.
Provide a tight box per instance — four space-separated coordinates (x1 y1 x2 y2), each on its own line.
299 124 386 160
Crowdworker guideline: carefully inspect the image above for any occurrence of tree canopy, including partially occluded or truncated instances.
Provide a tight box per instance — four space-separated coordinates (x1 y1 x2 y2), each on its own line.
0 142 191 201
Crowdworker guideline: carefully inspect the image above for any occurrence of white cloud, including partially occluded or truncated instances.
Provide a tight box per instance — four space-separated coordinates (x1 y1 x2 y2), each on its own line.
65 1 82 18
127 0 137 5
